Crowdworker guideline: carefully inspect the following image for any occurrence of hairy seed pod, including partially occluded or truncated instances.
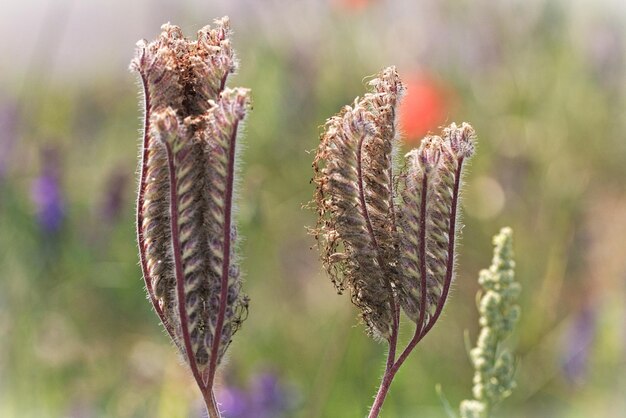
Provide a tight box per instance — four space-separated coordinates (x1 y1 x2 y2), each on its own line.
360 68 404 262
199 88 250 364
313 67 404 339
313 67 476 340
423 123 475 313
131 17 249 393
396 137 442 324
395 124 475 330
314 104 392 338
312 68 478 416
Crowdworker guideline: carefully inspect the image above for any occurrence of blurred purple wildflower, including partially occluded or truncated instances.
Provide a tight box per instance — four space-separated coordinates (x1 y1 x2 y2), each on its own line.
31 146 64 233
248 373 291 417
218 386 250 417
215 371 296 418
561 305 596 385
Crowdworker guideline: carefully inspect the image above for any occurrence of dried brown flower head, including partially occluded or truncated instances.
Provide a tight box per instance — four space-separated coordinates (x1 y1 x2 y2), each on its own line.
312 66 476 417
313 68 475 338
130 17 249 417
312 67 403 339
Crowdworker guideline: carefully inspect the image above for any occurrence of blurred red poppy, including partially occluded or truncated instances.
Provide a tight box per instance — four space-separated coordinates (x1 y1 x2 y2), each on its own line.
399 72 449 144
333 0 373 12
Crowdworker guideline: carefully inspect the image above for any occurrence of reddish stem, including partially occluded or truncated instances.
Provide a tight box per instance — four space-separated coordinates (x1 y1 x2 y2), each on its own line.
206 120 240 390
204 391 221 418
415 173 430 338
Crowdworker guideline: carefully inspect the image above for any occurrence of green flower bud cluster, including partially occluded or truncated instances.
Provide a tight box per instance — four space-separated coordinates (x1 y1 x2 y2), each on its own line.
460 227 520 418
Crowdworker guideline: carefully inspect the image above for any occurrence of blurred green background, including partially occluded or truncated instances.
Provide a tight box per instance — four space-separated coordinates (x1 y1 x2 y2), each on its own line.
1 0 625 417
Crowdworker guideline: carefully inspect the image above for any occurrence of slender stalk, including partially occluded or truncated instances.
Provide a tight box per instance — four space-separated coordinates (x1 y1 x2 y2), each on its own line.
165 142 221 418
204 391 221 418
368 360 395 418
415 173 430 338
206 120 239 390
369 299 400 417
219 74 228 93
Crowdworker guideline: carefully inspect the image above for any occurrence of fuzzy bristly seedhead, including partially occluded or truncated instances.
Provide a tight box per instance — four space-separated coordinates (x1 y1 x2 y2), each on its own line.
313 66 475 342
313 67 403 339
131 17 250 414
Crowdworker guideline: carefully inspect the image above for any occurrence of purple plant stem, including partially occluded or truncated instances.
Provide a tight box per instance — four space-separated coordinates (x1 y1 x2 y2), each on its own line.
368 159 464 418
136 69 177 340
165 141 220 418
415 173 430 342
206 120 239 392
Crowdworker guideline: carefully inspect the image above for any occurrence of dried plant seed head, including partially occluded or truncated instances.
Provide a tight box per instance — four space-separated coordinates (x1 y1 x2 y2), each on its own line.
443 122 476 160
132 17 249 390
131 18 236 118
313 67 404 339
189 18 237 113
312 66 477 352
199 87 251 364
417 136 443 174
396 137 444 323
312 68 479 417
395 124 475 332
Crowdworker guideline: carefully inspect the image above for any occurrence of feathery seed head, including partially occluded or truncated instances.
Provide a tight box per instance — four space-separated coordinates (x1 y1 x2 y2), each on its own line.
417 136 442 174
313 68 403 338
443 122 476 160
313 66 476 341
313 68 481 418
133 17 249 387
395 122 474 327
131 18 236 118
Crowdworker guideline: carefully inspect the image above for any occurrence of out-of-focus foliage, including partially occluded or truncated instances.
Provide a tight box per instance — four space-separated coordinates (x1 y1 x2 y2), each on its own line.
1 1 625 417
